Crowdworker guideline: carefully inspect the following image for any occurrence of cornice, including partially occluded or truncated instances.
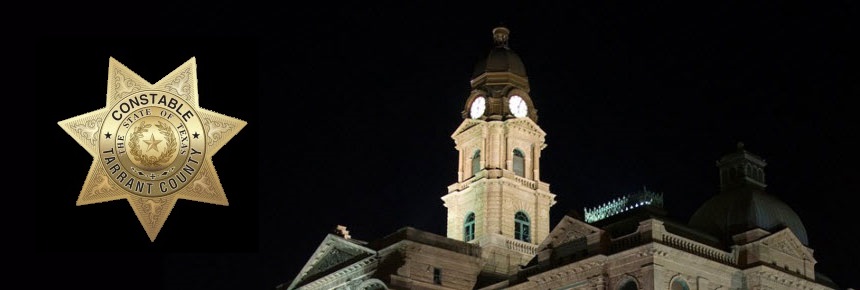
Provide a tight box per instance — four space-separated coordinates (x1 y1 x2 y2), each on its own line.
526 255 608 286
745 266 829 290
300 256 379 290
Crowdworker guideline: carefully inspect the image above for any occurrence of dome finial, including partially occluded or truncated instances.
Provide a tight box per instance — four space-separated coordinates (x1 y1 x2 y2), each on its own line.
493 27 510 48
737 141 745 151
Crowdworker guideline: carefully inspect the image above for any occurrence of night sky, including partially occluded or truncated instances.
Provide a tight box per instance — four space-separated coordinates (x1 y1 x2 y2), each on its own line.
36 2 859 289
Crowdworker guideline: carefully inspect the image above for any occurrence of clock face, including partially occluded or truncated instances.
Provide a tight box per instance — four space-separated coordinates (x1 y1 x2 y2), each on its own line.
509 95 528 118
470 96 486 119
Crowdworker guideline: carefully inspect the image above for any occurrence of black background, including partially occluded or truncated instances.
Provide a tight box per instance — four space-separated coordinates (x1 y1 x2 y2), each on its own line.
33 2 860 289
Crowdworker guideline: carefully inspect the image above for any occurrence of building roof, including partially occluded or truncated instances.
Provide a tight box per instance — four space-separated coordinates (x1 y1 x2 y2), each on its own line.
689 190 809 245
472 46 528 79
369 226 481 257
471 27 527 79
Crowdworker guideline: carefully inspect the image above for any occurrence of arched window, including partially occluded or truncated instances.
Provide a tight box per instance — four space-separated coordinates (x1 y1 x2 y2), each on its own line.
464 213 476 242
670 279 689 290
619 280 637 290
513 149 525 177
471 150 481 176
514 211 530 242
359 279 388 290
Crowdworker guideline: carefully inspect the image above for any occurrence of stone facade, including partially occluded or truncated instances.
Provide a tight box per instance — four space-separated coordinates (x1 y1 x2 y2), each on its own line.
442 116 556 275
496 213 834 290
283 213 837 289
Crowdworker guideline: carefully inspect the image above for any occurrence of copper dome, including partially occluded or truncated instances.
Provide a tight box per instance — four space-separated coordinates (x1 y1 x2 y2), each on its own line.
472 46 528 79
689 190 808 245
471 27 527 79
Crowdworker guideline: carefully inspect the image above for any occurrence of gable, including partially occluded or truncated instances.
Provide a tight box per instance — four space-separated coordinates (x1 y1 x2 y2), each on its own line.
505 118 546 137
289 234 376 289
756 228 816 262
537 215 602 252
451 119 483 138
304 244 364 277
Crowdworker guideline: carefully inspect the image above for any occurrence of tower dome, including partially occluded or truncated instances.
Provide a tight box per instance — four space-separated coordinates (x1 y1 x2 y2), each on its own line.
471 27 527 78
689 143 809 245
465 27 537 122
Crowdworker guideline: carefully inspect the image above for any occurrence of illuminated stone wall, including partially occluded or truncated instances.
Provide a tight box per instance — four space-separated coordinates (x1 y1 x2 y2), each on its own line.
442 117 555 275
501 218 834 290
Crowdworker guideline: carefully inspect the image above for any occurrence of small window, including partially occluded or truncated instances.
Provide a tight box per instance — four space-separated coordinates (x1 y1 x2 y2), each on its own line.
471 150 481 176
671 279 689 290
619 280 637 290
514 211 530 242
464 213 476 242
513 149 525 177
433 268 441 285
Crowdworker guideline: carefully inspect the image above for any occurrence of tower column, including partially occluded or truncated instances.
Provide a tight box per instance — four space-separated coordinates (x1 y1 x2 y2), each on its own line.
457 146 464 182
533 145 541 181
481 136 487 171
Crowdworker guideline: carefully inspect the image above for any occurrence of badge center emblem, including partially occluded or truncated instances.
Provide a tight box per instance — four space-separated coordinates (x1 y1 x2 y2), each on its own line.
98 91 208 197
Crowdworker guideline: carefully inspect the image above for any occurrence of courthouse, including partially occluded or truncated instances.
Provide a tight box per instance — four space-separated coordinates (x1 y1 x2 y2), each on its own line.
279 27 840 290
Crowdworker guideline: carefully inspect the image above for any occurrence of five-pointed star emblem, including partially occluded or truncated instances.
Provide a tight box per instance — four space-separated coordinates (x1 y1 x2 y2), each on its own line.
143 133 163 152
58 57 247 241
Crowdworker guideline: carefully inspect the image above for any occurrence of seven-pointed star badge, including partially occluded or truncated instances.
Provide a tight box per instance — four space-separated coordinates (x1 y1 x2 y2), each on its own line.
58 57 246 241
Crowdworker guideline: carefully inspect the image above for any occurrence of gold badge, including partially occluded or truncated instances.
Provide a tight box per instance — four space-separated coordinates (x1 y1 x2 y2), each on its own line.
58 57 246 241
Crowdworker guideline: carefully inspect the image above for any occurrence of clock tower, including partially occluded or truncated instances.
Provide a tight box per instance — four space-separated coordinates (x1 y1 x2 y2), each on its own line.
441 27 556 275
